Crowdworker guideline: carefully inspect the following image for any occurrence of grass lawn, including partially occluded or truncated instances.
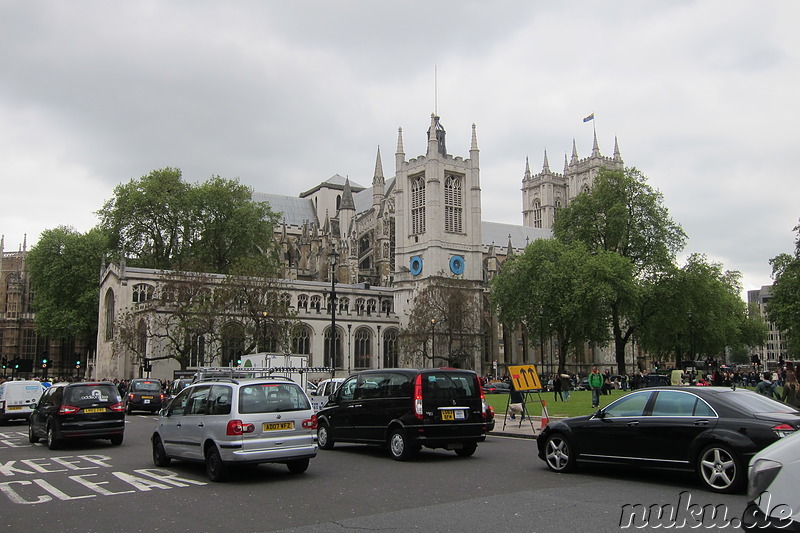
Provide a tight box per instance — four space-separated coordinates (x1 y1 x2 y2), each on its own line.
484 388 630 419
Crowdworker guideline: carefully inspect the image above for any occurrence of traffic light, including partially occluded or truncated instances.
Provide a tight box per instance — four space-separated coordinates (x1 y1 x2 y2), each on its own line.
75 358 81 368
1 356 6 369
41 357 48 369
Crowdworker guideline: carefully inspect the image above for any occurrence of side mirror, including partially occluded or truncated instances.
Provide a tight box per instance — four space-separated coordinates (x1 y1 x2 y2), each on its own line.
159 407 169 417
594 408 606 419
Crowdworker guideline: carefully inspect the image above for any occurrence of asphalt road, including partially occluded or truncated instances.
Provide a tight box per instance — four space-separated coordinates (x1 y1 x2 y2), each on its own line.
0 415 750 532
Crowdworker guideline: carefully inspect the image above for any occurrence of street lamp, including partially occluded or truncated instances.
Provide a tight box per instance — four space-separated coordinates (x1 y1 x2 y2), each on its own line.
430 318 437 367
377 325 381 369
328 245 339 371
347 323 352 374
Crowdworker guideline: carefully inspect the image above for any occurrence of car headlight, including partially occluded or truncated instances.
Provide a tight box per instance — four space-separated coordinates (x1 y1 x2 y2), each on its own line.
748 458 782 501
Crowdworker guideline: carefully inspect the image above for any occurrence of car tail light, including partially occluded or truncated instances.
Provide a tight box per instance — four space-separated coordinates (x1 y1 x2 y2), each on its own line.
109 402 125 412
480 382 487 420
414 374 424 421
160 394 166 402
59 405 80 415
128 393 135 401
772 423 796 438
226 419 254 435
302 415 318 429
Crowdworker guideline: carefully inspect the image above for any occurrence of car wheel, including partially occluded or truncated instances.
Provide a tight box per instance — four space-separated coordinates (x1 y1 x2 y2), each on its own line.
455 442 478 457
152 436 171 466
286 458 309 474
543 433 576 473
388 428 417 461
46 424 60 450
110 434 124 446
697 443 743 493
205 445 228 482
317 422 335 450
28 422 40 444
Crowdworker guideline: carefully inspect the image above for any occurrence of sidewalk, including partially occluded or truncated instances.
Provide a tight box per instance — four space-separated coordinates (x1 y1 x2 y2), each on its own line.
489 414 563 439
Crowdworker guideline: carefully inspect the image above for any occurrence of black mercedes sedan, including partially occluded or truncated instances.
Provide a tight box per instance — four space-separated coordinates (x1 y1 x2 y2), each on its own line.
537 386 800 493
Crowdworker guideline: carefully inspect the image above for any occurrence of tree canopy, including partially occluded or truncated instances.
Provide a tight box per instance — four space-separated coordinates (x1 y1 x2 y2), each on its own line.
768 222 800 355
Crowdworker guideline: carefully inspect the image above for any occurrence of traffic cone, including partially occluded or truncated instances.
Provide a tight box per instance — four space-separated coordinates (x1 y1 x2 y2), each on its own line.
540 400 550 428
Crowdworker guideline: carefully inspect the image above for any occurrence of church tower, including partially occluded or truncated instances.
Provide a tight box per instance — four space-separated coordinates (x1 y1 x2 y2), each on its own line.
393 114 484 365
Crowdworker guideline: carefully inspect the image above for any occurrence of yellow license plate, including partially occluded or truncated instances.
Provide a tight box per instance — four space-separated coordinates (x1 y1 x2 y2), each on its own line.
7 406 22 411
263 421 294 431
83 408 106 413
441 410 455 421
142 396 153 399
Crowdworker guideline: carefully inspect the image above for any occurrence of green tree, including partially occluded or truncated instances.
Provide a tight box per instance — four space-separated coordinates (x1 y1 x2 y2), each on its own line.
768 222 800 355
490 239 631 373
553 167 687 374
27 226 110 345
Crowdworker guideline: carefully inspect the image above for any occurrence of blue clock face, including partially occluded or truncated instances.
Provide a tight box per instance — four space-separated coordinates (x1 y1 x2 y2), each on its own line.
450 255 465 275
410 256 423 276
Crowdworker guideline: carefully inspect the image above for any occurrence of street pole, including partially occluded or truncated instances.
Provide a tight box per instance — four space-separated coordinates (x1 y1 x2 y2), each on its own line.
328 245 339 373
431 318 436 368
377 325 381 369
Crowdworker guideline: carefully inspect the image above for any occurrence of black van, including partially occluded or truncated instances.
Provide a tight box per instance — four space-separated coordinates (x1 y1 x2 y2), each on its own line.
316 368 488 460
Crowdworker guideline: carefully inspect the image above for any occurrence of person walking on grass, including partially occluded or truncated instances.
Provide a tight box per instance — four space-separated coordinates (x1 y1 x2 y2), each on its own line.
589 367 604 408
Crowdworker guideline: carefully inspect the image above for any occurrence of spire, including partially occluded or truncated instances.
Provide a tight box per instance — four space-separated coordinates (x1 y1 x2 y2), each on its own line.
591 128 600 157
542 150 550 173
571 139 579 164
340 178 356 211
373 146 385 208
396 127 404 155
564 153 568 174
373 146 384 185
506 234 514 256
427 113 446 157
396 127 405 172
470 123 478 151
523 157 532 180
613 136 622 161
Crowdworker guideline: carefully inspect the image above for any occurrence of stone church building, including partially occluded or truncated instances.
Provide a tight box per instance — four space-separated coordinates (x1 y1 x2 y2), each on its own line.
93 113 623 381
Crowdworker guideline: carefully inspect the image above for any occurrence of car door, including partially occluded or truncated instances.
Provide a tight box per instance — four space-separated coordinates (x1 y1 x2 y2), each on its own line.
158 386 209 460
327 376 359 440
637 390 718 466
30 387 55 438
572 390 654 463
348 373 391 442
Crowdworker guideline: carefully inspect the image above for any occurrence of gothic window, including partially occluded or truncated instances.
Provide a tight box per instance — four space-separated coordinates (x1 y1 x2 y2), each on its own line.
297 294 309 310
444 173 463 233
367 299 377 314
280 292 292 307
324 327 342 369
310 295 321 311
532 199 542 229
338 297 349 312
354 328 372 369
381 299 393 315
22 329 37 358
355 298 366 314
104 289 115 341
359 257 371 270
132 283 155 303
291 325 311 356
382 329 399 368
411 174 426 235
359 234 372 255
556 199 563 209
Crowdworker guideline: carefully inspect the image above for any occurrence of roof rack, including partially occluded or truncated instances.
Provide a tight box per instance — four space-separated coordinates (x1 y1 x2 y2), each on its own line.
193 366 335 383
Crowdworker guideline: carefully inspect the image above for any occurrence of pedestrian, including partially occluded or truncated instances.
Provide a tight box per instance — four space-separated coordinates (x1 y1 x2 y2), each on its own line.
552 374 563 401
588 366 604 408
780 369 800 408
560 374 572 402
508 383 526 420
755 372 778 399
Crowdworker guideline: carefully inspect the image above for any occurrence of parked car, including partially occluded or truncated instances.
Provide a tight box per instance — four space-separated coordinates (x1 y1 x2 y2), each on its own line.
152 376 318 481
639 374 671 388
482 382 510 394
743 430 800 530
316 368 488 460
169 378 193 399
28 381 125 449
125 379 166 414
0 379 45 422
537 386 800 493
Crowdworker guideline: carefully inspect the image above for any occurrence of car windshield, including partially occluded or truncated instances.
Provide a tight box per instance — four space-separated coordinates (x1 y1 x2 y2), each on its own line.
423 372 480 398
132 381 162 392
720 390 800 414
238 383 311 414
65 385 120 406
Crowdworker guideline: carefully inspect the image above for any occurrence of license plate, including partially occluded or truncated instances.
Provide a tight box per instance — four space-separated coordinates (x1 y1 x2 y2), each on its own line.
142 396 153 399
441 409 466 421
263 421 294 431
7 406 22 411
144 399 150 404
83 408 106 413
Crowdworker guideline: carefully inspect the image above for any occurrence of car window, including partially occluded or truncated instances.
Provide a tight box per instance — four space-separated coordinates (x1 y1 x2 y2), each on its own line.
423 372 479 400
603 391 652 417
65 385 120 406
651 391 709 417
185 386 212 415
168 388 193 416
355 374 388 399
38 387 54 407
208 385 232 416
720 390 800 414
132 381 162 393
338 377 358 402
238 383 310 414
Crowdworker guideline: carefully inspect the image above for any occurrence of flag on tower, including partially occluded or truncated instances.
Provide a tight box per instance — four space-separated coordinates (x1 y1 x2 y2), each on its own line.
583 113 594 123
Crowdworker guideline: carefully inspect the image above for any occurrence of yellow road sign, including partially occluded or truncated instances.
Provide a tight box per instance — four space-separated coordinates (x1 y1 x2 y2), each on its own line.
508 365 543 391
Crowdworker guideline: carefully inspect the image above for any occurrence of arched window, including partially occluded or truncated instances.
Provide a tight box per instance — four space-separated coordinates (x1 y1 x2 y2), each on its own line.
367 299 377 314
338 297 350 312
104 289 115 341
411 174 426 235
354 328 372 369
280 293 292 307
132 283 155 303
444 173 463 233
291 325 311 357
310 295 321 311
381 299 393 315
324 327 342 369
532 199 542 229
297 294 309 310
355 298 366 314
383 329 399 368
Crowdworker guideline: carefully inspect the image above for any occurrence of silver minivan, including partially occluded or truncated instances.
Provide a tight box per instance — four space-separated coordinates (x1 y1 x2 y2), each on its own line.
152 377 318 481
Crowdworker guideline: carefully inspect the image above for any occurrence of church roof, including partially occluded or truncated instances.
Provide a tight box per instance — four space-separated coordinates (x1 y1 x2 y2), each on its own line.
481 221 551 250
299 174 366 198
252 192 318 226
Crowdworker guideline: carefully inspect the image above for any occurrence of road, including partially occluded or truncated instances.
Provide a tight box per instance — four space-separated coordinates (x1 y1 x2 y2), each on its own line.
0 415 750 532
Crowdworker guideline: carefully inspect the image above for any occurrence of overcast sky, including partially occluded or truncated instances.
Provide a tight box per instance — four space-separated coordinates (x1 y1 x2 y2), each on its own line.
1 1 797 295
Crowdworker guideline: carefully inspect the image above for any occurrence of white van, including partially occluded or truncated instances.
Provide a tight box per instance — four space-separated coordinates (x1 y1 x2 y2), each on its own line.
309 378 344 411
0 380 45 422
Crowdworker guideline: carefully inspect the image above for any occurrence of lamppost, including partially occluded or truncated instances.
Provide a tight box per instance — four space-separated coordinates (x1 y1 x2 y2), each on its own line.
347 324 352 374
430 318 437 367
376 325 381 369
539 307 545 374
328 245 339 371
